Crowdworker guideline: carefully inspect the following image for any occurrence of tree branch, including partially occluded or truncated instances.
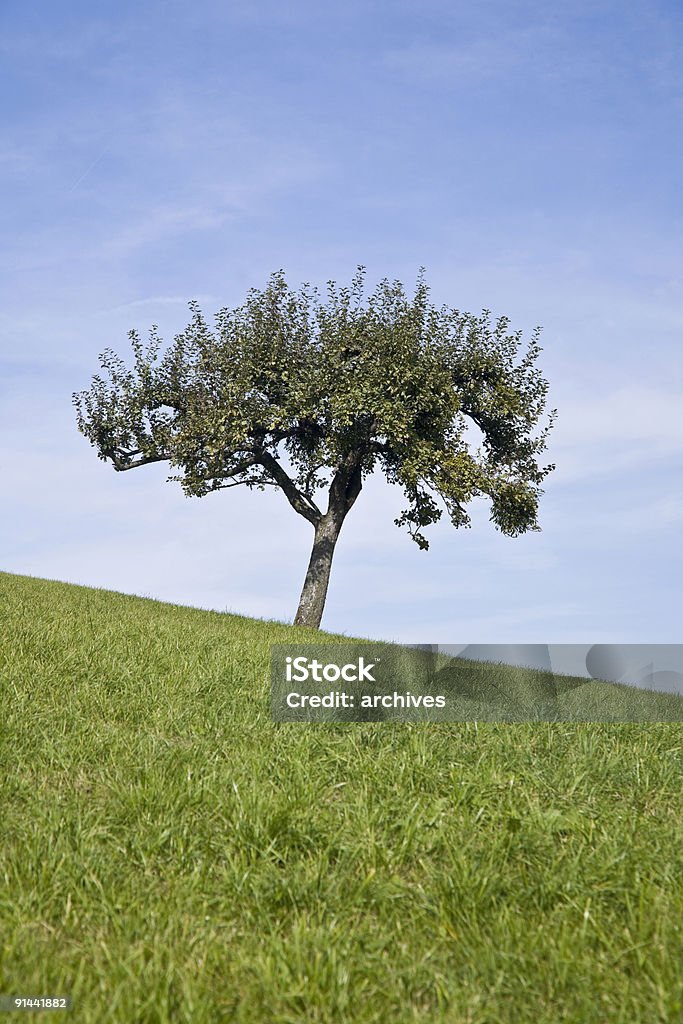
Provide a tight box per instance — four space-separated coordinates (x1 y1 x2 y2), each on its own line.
344 462 363 512
328 452 363 519
258 450 322 525
210 479 278 490
111 452 168 471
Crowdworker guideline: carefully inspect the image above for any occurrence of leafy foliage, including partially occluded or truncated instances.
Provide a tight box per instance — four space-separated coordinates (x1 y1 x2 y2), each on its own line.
74 267 556 549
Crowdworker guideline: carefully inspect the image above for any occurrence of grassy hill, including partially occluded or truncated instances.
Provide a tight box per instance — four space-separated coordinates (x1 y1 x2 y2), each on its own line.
1 571 683 1022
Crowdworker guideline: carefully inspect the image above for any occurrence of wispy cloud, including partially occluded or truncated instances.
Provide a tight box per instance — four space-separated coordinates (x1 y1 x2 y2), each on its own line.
0 19 125 61
381 26 557 83
104 295 220 314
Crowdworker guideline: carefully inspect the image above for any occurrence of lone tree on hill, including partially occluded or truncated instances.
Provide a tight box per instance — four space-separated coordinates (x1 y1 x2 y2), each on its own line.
73 268 556 629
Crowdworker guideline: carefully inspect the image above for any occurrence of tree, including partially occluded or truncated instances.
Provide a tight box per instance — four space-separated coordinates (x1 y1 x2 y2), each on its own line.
73 268 556 629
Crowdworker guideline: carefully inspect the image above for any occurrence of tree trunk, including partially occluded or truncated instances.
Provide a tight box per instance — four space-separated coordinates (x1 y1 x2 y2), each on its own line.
294 513 344 629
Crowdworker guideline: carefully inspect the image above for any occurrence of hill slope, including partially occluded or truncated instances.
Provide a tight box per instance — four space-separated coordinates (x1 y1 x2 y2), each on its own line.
1 572 683 1023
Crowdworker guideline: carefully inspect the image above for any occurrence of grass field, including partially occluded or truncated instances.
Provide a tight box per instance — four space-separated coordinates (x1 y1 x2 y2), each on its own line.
1 571 683 1022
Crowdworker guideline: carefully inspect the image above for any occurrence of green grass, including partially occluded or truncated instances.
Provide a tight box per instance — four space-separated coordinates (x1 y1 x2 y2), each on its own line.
1 570 683 1023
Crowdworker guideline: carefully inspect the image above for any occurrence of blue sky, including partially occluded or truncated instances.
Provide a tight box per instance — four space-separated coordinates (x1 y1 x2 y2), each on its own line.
1 0 682 642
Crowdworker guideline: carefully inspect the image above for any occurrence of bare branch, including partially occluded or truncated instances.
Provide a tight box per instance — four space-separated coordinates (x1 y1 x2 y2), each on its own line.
210 479 279 490
258 450 322 525
111 452 168 472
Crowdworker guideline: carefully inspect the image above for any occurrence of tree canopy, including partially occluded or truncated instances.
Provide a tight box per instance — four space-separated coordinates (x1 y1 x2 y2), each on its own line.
74 268 556 628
